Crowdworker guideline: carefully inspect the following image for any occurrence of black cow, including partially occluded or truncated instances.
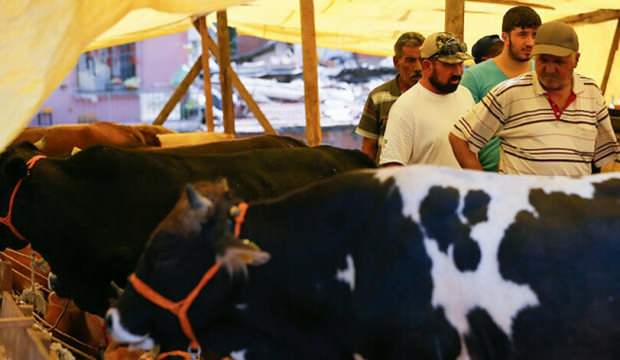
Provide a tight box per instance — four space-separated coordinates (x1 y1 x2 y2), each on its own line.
108 166 620 359
0 141 373 315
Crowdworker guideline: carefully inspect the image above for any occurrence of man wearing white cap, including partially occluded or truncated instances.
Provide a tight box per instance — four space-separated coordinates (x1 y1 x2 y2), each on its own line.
450 21 619 176
380 32 474 167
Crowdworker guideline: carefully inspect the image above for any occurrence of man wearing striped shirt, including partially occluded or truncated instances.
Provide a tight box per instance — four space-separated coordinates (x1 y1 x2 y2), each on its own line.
450 21 619 176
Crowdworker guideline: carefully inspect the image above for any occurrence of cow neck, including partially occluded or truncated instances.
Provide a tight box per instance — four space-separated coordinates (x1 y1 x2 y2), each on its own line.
128 263 222 360
0 155 46 243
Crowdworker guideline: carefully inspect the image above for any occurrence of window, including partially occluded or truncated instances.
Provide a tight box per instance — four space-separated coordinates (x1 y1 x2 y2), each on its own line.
77 44 137 92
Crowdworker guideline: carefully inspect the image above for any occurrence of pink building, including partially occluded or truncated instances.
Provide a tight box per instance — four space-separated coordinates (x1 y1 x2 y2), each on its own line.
34 32 190 126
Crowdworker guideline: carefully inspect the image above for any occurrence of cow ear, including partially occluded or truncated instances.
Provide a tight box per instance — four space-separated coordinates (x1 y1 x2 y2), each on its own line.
70 147 82 156
213 178 229 193
217 239 270 277
185 184 209 210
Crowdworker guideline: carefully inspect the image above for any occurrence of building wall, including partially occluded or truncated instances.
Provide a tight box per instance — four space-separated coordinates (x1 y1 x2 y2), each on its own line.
34 32 189 126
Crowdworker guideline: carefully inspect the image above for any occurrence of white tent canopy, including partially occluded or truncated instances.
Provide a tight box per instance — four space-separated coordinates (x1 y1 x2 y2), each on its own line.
1 0 620 150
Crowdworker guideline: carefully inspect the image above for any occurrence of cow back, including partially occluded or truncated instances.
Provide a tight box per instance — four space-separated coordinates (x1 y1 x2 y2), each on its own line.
11 121 169 156
138 134 307 156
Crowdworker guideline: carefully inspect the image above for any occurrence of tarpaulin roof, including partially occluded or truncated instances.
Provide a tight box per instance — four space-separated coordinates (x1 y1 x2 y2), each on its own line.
0 0 245 151
2 0 620 150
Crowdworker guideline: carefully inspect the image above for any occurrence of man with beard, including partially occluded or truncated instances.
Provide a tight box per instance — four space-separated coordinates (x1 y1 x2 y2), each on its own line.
460 6 541 172
379 32 474 167
450 22 619 176
356 32 425 163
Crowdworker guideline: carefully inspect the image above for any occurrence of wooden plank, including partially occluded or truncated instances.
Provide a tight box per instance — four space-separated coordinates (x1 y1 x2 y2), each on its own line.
217 11 235 135
153 56 202 126
202 34 277 134
602 19 620 95
0 317 33 328
196 17 216 132
554 9 620 25
0 291 49 359
467 0 554 10
445 0 465 41
299 0 322 146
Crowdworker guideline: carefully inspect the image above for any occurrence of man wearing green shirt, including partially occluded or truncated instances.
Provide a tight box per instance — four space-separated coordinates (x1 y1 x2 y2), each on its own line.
460 6 541 171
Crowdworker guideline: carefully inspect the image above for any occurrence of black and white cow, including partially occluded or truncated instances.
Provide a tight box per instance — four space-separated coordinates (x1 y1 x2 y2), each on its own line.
108 165 620 359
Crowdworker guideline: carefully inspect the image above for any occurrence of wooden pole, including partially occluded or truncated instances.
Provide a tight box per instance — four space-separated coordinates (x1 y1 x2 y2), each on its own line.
196 17 215 132
445 0 465 41
153 56 202 125
602 19 620 95
201 34 276 134
554 9 620 25
299 0 321 146
217 11 235 135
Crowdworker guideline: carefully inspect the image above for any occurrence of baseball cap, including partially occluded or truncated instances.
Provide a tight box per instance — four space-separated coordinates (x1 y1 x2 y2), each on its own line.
532 21 579 57
472 35 503 63
420 32 471 64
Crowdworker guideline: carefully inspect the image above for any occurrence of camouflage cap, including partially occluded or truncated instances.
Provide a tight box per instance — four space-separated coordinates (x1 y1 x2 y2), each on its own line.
420 32 472 64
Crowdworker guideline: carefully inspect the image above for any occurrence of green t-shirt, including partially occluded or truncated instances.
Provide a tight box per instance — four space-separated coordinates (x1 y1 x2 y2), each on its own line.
461 59 508 172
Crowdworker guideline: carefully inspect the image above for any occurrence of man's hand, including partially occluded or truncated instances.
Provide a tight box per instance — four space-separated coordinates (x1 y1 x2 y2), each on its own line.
449 133 483 170
361 137 378 162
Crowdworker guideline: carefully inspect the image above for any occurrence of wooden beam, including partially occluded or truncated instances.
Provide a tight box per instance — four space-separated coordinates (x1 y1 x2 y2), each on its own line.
445 0 465 41
0 317 33 329
467 0 554 10
554 9 620 25
202 34 276 134
217 11 235 135
602 19 620 95
196 17 215 132
299 0 321 146
153 56 202 126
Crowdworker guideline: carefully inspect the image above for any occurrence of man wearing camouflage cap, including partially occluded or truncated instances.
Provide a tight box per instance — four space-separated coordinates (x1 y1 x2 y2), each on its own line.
450 21 619 176
380 32 474 167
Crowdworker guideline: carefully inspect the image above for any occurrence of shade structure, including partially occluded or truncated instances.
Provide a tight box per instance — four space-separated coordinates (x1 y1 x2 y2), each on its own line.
2 0 620 151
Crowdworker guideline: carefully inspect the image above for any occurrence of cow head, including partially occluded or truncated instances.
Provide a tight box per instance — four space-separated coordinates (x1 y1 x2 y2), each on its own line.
0 141 46 250
106 180 269 352
0 140 45 185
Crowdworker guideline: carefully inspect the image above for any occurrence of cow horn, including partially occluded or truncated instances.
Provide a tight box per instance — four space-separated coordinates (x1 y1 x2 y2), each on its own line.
33 136 47 151
71 146 82 156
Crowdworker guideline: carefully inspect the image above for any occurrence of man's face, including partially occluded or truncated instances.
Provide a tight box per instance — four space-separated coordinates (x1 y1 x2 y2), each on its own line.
535 53 579 92
393 45 423 90
503 27 537 62
427 59 464 94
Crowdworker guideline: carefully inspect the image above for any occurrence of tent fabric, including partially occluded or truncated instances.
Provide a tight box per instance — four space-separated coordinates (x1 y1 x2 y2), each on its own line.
2 0 620 151
0 0 244 151
212 0 620 102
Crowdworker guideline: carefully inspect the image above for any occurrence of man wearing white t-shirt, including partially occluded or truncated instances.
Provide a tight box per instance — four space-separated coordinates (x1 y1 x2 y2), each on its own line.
380 32 475 167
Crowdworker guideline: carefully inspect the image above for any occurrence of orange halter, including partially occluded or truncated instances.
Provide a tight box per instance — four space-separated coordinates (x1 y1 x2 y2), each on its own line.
127 201 250 360
0 155 46 243
233 202 249 238
129 263 221 360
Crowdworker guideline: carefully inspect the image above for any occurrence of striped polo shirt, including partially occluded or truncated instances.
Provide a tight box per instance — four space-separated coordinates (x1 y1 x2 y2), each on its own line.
453 71 619 176
355 76 401 163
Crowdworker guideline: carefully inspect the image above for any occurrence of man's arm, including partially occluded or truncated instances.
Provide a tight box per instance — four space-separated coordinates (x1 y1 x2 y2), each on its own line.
449 133 483 170
360 137 378 161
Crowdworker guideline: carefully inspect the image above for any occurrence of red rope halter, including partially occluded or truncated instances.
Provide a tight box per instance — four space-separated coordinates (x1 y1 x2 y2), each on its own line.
0 155 46 243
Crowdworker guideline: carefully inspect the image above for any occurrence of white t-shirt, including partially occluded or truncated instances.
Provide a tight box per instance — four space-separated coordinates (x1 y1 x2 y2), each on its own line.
379 83 474 167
